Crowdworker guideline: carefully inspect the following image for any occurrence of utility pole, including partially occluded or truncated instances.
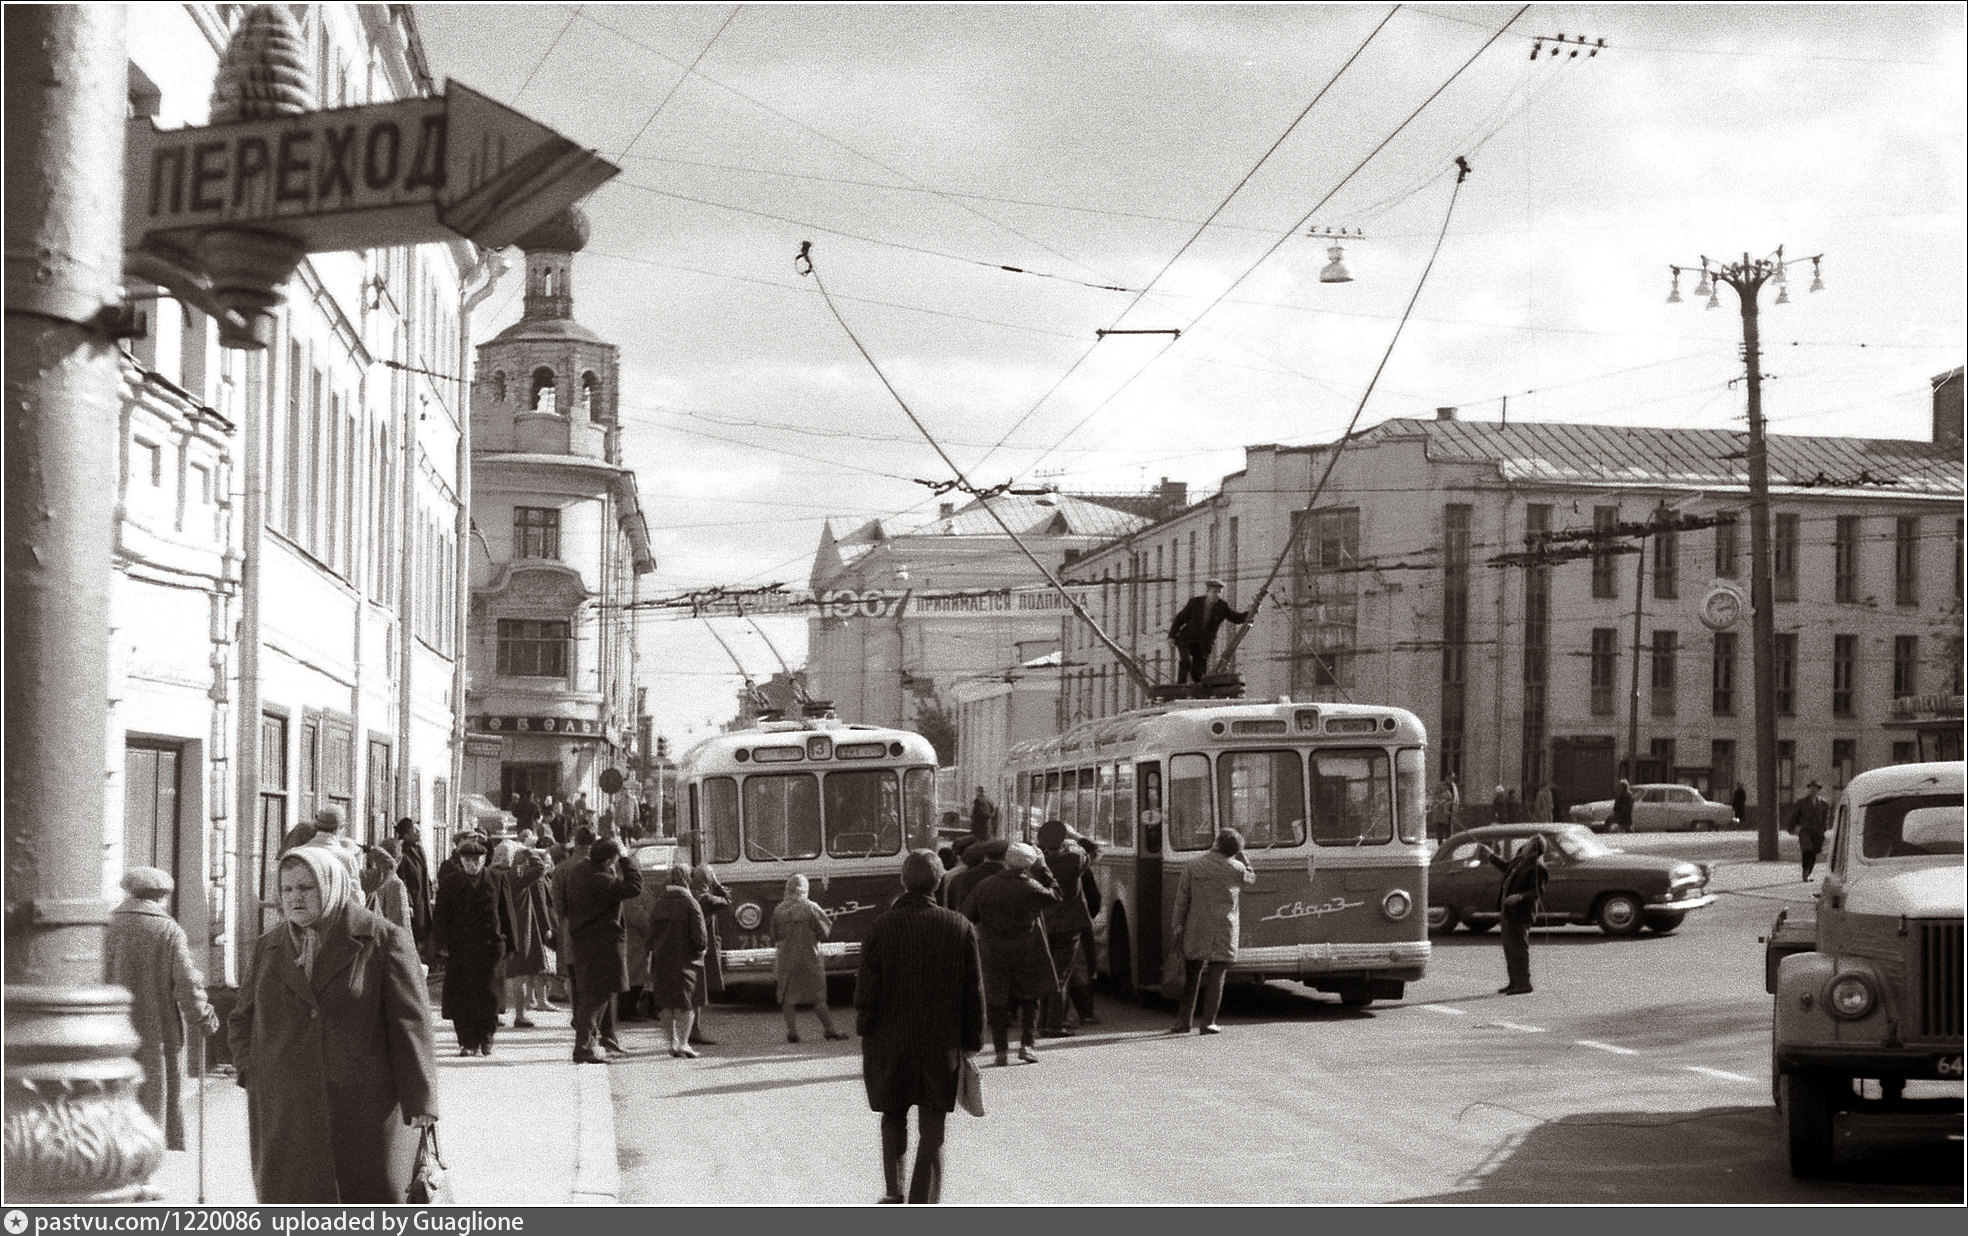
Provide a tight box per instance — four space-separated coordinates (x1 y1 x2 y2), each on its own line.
1626 526 1649 783
4 5 167 1201
1668 250 1823 861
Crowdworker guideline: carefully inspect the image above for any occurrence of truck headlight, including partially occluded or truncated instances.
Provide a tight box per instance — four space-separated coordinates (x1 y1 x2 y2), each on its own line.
735 902 763 930
1826 972 1875 1020
1381 889 1413 921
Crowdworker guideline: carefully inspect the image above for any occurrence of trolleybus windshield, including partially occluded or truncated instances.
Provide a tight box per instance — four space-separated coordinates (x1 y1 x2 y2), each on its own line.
1308 749 1393 846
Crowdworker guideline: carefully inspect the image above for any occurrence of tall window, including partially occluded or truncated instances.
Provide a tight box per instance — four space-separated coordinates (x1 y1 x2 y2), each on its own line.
1589 628 1618 716
1773 513 1799 601
1650 629 1678 717
1893 635 1919 698
1952 635 1964 695
1712 632 1737 716
1777 739 1796 802
1956 518 1965 609
1520 504 1552 791
258 712 288 909
1653 525 1678 600
1834 515 1860 603
1439 504 1472 781
1831 633 1856 717
1297 507 1358 691
282 342 304 542
1831 740 1857 789
1894 516 1919 607
496 619 569 678
1713 512 1739 578
1591 506 1619 598
514 506 560 560
1774 633 1796 716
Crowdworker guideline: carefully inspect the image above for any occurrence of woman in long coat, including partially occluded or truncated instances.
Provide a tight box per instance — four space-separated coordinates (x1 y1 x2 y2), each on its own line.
645 865 707 1057
433 838 509 1055
105 867 218 1151
772 874 847 1042
492 843 549 1028
228 846 437 1203
959 842 1059 1066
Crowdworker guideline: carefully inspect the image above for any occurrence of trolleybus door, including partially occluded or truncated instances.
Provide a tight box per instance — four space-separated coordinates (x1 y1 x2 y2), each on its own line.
1134 760 1164 995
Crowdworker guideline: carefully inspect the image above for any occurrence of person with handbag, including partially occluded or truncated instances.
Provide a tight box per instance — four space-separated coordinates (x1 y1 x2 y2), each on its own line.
856 850 985 1204
228 846 438 1202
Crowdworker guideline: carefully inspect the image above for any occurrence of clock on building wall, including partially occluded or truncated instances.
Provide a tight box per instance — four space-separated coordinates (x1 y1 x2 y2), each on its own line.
1698 581 1748 631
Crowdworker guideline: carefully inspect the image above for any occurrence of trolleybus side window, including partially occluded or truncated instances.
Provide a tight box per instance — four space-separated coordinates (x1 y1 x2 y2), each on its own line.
1168 753 1215 850
1044 770 1062 827
1139 761 1162 852
1217 750 1306 849
1395 747 1427 843
702 776 740 863
1096 764 1117 846
1113 762 1136 849
1308 749 1393 846
1077 767 1095 837
745 772 820 860
904 767 938 850
824 768 903 858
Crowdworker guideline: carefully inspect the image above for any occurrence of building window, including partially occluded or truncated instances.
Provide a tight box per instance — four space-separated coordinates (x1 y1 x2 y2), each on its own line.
1892 741 1918 765
1955 518 1965 609
1773 513 1798 601
1713 512 1739 579
496 619 569 678
1591 505 1618 599
1295 507 1358 692
1711 631 1737 716
1520 504 1552 791
1774 632 1796 716
1589 627 1618 716
1833 515 1860 603
1650 629 1678 717
1831 633 1856 717
1831 739 1856 789
514 507 560 560
1653 524 1678 600
258 712 288 908
1952 635 1965 696
1711 739 1737 800
529 367 557 414
1777 739 1796 802
1893 635 1919 698
1894 516 1919 607
1439 504 1472 782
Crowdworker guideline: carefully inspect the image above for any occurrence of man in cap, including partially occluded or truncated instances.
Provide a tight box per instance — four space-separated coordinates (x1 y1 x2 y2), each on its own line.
856 850 985 1204
1167 579 1249 685
960 841 1058 1065
1169 828 1256 1034
1036 821 1098 1036
105 867 218 1149
1788 779 1832 880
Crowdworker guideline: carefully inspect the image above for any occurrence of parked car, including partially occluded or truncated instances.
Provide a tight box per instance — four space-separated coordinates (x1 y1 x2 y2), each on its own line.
1568 783 1734 832
1428 823 1716 936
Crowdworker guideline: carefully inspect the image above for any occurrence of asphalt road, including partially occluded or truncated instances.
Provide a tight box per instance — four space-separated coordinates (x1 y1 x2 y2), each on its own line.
608 832 1962 1204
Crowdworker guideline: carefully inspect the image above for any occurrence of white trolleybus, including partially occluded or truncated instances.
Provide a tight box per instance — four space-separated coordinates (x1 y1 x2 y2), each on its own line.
1000 699 1430 1006
675 718 941 985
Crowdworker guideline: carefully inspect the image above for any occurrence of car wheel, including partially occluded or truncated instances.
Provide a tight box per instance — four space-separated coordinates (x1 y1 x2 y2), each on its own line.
1338 991 1375 1008
1596 892 1644 936
1693 819 1716 832
1782 1072 1840 1178
1462 916 1496 934
1426 903 1459 934
1646 912 1685 935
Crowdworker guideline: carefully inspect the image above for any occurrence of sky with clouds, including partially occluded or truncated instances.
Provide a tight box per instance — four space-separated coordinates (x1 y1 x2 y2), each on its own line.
412 3 1966 745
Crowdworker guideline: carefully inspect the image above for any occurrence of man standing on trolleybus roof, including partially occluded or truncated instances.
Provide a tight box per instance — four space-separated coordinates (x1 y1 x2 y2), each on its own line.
1168 579 1249 685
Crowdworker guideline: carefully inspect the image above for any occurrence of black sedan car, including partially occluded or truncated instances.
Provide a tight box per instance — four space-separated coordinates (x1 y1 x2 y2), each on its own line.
1428 823 1715 936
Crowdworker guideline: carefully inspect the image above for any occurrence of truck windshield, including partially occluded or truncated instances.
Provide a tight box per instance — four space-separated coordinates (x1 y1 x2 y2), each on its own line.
1861 792 1965 859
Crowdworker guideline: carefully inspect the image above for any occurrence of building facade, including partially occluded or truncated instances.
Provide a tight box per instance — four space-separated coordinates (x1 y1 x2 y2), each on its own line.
1060 408 1964 818
116 3 470 988
463 209 656 821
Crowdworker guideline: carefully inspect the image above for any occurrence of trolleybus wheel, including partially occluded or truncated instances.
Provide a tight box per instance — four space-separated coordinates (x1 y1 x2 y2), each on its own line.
1107 915 1136 1001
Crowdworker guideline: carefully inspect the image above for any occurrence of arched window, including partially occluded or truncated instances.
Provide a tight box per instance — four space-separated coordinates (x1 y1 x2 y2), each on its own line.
491 371 507 403
529 367 557 414
582 372 604 421
540 265 556 298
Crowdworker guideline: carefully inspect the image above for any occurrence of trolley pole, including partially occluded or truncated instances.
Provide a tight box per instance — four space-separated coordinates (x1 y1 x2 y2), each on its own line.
4 4 167 1200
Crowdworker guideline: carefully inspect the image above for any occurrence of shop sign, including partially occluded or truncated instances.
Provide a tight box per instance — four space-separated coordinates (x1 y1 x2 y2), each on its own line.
475 715 603 736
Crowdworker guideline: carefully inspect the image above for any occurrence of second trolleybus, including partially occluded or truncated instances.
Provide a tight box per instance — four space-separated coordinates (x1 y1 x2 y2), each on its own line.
999 698 1430 1006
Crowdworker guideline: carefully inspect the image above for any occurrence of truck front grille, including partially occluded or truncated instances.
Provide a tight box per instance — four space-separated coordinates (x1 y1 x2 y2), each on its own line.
1921 920 1963 1039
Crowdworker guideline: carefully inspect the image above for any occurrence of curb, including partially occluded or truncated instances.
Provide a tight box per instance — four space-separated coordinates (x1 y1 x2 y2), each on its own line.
568 1062 619 1205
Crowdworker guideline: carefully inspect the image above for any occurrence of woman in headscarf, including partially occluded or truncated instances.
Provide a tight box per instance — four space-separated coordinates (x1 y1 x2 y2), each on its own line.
491 838 550 1029
960 840 1059 1066
106 866 218 1151
645 865 708 1057
772 874 847 1043
432 837 509 1055
227 846 437 1203
688 864 732 1045
361 846 411 933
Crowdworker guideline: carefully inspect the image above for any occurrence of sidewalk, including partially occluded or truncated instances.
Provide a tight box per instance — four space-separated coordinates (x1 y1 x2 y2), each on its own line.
147 998 616 1206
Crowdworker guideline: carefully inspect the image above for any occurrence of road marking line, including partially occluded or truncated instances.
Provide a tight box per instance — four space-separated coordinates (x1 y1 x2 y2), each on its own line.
1574 1039 1639 1055
1685 1065 1756 1083
1420 1005 1468 1016
1488 1021 1548 1033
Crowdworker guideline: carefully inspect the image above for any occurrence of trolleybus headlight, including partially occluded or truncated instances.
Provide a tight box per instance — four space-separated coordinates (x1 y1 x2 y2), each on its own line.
735 903 764 931
1381 889 1413 921
1826 973 1875 1020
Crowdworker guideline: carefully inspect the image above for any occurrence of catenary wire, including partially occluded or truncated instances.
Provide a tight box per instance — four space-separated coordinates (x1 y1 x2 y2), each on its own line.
614 4 743 161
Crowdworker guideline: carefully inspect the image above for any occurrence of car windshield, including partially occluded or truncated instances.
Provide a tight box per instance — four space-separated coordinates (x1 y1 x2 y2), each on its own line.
1861 792 1965 859
1549 829 1612 860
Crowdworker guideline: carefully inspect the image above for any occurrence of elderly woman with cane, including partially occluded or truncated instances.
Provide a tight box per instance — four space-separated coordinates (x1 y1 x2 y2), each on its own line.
228 845 437 1203
105 866 219 1152
773 874 848 1043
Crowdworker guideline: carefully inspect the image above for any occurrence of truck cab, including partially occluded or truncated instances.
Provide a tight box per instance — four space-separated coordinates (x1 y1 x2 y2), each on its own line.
1768 760 1964 1177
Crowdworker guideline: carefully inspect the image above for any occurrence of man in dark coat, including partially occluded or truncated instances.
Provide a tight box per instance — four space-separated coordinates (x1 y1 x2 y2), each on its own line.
960 841 1058 1066
1788 779 1832 880
513 792 541 838
393 818 433 950
1610 779 1635 833
969 786 998 840
940 838 992 910
1035 821 1097 1036
1167 578 1248 684
1478 834 1549 995
433 839 509 1054
1731 784 1748 826
857 850 985 1205
564 838 644 1063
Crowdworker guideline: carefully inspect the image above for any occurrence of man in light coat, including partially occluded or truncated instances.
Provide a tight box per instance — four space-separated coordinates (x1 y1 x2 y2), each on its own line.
1168 827 1255 1035
105 867 219 1150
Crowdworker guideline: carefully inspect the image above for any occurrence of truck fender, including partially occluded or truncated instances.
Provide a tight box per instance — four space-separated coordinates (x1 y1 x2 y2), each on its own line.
1773 950 1841 1062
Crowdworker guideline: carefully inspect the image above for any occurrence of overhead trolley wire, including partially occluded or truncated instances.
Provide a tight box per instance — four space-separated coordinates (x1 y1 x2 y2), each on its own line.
614 4 743 161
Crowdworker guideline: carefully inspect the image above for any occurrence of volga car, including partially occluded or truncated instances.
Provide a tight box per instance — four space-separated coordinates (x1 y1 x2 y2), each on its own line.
1767 761 1964 1177
1568 783 1734 832
1429 823 1715 936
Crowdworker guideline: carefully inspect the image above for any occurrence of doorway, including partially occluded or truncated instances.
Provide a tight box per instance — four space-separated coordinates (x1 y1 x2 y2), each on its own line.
501 762 560 812
124 741 183 920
